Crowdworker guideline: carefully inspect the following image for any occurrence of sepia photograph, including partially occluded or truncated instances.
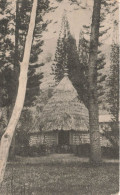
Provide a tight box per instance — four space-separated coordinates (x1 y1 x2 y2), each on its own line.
0 0 119 194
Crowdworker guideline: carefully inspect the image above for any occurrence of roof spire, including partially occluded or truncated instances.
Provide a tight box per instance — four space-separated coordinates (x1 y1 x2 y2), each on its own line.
64 67 68 76
62 9 69 77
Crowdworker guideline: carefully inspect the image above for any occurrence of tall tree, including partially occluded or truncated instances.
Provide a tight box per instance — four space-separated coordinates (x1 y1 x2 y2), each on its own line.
9 0 21 159
0 0 38 184
0 0 14 159
78 29 107 108
107 43 119 148
106 20 119 149
52 12 86 104
0 2 18 160
78 31 89 107
17 0 49 107
10 0 50 157
0 0 15 111
88 0 102 163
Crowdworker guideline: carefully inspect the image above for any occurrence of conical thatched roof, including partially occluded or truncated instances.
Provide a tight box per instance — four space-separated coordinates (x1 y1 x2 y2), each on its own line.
38 75 89 132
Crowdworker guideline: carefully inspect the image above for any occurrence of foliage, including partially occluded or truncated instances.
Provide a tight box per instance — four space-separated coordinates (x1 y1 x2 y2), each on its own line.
78 31 89 107
105 43 119 148
0 0 16 109
52 13 87 106
0 0 50 110
18 0 50 107
78 25 107 108
52 8 107 109
109 44 119 120
104 0 119 148
16 108 33 146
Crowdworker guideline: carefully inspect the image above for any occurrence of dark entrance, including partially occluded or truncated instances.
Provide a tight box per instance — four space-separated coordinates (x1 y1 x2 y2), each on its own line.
58 131 69 145
58 131 70 153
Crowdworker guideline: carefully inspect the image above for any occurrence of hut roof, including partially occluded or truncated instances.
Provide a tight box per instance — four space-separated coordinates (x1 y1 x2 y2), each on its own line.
36 75 89 132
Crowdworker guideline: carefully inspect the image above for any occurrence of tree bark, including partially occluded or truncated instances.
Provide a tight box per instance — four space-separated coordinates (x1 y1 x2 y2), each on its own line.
9 0 20 159
88 0 102 164
0 0 38 184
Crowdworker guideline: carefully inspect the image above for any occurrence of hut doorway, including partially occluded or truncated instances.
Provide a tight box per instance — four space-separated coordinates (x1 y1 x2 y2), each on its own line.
58 131 70 153
58 131 69 145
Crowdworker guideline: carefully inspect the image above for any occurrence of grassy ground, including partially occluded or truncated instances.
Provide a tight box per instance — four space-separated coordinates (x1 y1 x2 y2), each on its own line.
0 154 119 195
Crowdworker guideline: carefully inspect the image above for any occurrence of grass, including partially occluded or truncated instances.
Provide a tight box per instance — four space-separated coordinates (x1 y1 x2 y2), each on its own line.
0 154 119 195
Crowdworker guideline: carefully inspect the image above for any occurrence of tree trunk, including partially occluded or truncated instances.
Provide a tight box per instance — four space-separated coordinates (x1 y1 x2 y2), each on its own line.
0 0 38 184
9 133 16 160
88 0 102 164
9 0 20 159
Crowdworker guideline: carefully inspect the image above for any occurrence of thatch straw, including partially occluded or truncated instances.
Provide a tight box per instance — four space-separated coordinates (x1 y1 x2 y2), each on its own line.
34 76 89 132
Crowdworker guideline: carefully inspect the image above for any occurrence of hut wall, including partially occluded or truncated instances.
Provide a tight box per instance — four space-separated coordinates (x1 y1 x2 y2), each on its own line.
43 132 58 146
70 132 90 145
29 132 58 147
70 131 111 147
29 131 111 148
29 134 44 147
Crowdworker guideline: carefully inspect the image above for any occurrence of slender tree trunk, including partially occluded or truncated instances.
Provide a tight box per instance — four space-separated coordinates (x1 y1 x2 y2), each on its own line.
9 0 20 159
88 0 102 164
0 0 38 184
9 134 16 160
7 105 15 160
14 0 19 72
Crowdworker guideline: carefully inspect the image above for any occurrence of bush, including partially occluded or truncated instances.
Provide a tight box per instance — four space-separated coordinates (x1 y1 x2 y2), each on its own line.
101 146 119 159
15 144 30 156
76 144 90 157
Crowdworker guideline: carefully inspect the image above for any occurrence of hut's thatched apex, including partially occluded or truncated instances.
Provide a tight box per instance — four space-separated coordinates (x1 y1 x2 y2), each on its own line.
38 76 89 132
55 76 78 97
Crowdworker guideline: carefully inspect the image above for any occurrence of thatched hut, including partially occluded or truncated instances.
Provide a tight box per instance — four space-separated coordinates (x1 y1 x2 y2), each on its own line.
29 74 90 150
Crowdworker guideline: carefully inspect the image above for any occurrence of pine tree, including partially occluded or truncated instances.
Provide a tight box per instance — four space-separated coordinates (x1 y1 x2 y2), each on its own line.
88 0 102 163
87 0 113 164
109 24 119 121
78 26 107 108
52 12 86 104
0 0 38 183
17 0 50 107
0 0 19 159
0 0 10 100
106 21 119 148
101 1 119 149
108 44 119 147
0 0 16 117
78 31 89 107
0 0 50 157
